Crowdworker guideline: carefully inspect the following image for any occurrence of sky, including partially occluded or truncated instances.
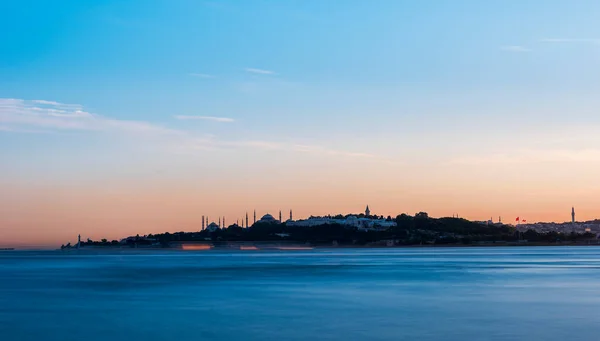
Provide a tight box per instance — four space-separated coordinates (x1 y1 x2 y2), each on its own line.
2 0 600 247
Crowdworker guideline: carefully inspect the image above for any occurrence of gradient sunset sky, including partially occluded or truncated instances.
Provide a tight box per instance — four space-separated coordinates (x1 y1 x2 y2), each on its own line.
2 1 600 247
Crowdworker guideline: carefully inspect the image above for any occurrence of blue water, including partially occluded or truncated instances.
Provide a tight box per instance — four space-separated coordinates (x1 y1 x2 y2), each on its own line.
1 247 600 340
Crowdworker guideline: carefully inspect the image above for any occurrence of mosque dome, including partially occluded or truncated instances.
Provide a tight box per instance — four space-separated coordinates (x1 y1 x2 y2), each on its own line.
261 214 276 221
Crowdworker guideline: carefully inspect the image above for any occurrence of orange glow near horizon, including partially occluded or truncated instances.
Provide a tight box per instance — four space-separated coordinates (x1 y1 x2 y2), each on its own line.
1 165 599 249
240 246 259 250
181 244 212 251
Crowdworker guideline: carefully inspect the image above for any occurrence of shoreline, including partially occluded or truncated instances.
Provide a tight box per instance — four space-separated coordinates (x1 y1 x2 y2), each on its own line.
40 241 600 252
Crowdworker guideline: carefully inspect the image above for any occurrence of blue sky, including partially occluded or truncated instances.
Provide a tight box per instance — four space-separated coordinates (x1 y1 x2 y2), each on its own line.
2 1 600 245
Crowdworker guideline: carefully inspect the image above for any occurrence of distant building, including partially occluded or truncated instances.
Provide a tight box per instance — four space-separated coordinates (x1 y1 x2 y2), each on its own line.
257 213 280 224
286 207 396 231
206 222 220 232
572 207 576 224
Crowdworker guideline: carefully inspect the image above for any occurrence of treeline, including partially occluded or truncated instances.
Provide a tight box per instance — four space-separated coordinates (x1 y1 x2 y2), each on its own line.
113 213 598 247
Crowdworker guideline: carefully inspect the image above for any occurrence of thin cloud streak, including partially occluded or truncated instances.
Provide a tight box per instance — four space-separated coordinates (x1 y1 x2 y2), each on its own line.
174 115 235 123
1 98 391 163
0 98 183 136
244 67 275 75
500 45 532 52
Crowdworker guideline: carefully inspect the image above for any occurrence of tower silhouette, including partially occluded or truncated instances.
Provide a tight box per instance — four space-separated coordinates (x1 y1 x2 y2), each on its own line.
246 212 248 228
253 210 256 224
572 207 575 224
290 209 293 221
279 210 282 222
202 216 205 230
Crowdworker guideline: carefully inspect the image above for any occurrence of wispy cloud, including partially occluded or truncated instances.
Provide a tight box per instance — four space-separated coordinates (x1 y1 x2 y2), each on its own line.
31 100 62 106
1 98 394 164
189 73 215 79
540 38 600 44
244 68 275 75
500 45 532 52
174 115 235 123
0 125 50 134
0 98 181 136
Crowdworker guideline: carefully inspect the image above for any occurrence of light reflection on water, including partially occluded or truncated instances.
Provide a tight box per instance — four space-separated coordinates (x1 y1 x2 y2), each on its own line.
1 246 600 341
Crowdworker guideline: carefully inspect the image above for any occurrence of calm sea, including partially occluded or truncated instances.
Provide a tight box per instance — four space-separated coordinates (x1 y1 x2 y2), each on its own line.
1 247 600 340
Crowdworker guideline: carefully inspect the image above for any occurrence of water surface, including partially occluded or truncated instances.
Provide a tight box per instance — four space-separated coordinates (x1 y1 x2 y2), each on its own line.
1 247 600 340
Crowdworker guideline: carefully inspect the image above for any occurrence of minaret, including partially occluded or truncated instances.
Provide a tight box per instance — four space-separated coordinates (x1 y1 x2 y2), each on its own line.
77 234 81 249
223 217 225 228
246 212 249 228
218 217 221 227
365 205 370 217
290 209 293 221
279 210 282 222
202 216 205 231
253 210 256 224
572 207 575 224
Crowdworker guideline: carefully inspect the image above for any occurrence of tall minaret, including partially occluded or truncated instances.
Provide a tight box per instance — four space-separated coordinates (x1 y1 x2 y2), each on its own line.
290 209 293 221
279 210 282 222
572 207 575 224
245 212 248 228
223 217 225 228
202 216 205 231
218 217 221 227
253 210 256 224
77 234 81 249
